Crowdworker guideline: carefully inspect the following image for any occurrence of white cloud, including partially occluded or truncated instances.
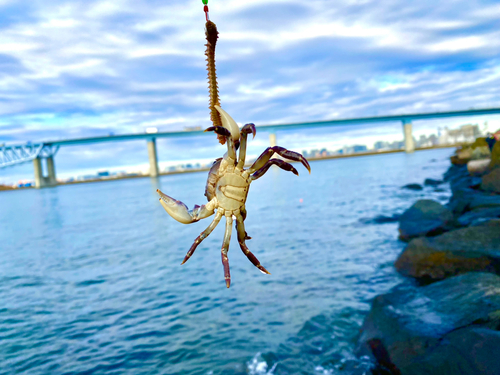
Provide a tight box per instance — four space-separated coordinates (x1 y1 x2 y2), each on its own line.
1 0 500 183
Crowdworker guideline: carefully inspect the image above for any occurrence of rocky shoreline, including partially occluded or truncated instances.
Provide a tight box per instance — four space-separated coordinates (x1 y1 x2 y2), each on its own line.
356 136 500 374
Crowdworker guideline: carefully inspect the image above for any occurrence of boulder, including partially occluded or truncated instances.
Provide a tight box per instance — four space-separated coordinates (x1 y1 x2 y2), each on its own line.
403 327 500 375
398 200 454 241
467 158 491 175
395 220 500 282
450 146 473 165
423 178 442 187
401 183 423 191
489 140 500 169
470 146 490 160
469 192 500 209
357 272 500 375
457 207 500 226
481 167 500 194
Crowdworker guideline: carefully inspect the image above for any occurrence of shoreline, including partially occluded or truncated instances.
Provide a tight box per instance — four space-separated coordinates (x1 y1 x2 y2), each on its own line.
357 137 500 374
0 144 457 192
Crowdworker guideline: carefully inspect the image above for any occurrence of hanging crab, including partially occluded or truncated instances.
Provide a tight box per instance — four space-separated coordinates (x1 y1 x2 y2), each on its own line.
156 14 310 288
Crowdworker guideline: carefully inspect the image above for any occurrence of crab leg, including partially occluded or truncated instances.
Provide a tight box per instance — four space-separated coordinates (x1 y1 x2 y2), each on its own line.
157 189 215 224
251 159 298 181
182 209 223 265
221 213 233 288
235 213 270 274
237 123 256 169
248 146 311 174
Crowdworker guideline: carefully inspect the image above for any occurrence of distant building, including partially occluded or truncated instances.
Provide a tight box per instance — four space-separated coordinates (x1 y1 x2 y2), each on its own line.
439 124 481 144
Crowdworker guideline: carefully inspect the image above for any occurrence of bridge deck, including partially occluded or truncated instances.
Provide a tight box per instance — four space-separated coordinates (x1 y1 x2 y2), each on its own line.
34 107 500 147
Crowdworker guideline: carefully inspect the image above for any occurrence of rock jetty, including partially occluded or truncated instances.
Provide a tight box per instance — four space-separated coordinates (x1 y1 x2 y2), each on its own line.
357 133 500 374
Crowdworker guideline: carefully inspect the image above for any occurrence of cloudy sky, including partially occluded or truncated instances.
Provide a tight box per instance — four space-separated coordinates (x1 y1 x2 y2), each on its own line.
1 0 500 183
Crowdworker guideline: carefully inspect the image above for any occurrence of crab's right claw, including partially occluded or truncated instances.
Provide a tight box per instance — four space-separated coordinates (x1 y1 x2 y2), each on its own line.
157 189 214 224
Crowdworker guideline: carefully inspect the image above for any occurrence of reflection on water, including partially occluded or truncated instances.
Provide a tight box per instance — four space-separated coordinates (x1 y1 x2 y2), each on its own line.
0 149 452 374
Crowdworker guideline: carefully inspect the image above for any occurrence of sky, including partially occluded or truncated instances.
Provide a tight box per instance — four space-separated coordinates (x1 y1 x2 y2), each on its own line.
1 0 500 183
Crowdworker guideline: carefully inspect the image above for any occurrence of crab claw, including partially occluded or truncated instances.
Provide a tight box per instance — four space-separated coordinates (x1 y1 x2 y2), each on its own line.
241 123 256 139
204 126 232 138
214 105 240 142
157 189 214 224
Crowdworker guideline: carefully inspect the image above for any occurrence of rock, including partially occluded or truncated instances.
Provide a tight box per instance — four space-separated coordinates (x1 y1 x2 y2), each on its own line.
357 272 500 375
452 147 474 165
446 186 482 216
423 178 442 187
403 327 500 375
481 167 500 193
489 140 500 169
401 183 423 191
469 137 489 150
395 220 500 282
457 207 500 226
359 214 401 225
469 193 500 209
398 200 454 241
470 146 491 160
467 158 491 175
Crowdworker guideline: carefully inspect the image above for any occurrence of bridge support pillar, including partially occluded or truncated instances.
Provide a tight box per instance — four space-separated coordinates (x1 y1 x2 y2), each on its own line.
33 157 57 188
46 156 57 186
147 138 159 177
402 120 415 153
33 157 45 188
269 133 277 147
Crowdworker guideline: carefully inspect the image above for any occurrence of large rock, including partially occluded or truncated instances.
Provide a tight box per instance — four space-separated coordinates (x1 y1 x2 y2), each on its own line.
469 192 500 209
489 140 500 169
403 327 500 375
457 207 500 226
395 220 500 282
450 148 472 165
481 167 500 193
467 158 491 175
398 200 454 241
357 272 500 375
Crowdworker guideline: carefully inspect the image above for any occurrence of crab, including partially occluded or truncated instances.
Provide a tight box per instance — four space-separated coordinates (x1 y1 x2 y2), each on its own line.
157 105 310 288
156 17 310 287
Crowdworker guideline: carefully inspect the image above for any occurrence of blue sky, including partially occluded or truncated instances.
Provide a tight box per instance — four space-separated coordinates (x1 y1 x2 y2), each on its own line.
1 0 500 183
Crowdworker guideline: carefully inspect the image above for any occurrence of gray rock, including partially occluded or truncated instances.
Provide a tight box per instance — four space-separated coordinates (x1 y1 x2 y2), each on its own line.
423 178 443 186
469 193 500 209
357 272 500 375
457 207 500 226
467 158 491 175
401 183 423 191
398 200 454 241
395 220 500 282
481 167 500 193
403 327 500 375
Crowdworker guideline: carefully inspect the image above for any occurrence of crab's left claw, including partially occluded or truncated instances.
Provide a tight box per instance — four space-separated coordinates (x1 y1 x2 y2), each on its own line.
214 105 240 142
204 126 231 137
157 189 214 224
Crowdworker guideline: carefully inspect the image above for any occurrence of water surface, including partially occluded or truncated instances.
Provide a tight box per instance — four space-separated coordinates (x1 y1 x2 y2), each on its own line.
0 149 453 374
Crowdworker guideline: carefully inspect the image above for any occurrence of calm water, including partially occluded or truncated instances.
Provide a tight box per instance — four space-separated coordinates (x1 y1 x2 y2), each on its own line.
0 149 453 375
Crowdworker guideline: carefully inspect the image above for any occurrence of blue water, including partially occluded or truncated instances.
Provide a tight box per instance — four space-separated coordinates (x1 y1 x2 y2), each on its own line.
0 149 453 375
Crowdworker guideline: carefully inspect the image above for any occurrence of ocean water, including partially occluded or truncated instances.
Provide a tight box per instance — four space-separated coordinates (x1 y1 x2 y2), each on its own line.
0 149 453 375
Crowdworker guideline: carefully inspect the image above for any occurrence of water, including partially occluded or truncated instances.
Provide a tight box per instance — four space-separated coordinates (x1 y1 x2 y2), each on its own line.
0 149 453 375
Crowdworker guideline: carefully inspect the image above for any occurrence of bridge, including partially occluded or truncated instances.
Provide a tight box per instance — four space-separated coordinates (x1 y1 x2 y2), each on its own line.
1 107 499 188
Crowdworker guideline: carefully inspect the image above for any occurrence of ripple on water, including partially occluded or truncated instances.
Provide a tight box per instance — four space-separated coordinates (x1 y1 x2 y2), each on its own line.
0 149 454 374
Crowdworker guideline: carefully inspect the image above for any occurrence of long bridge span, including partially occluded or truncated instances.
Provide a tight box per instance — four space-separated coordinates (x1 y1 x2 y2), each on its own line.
1 107 499 188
